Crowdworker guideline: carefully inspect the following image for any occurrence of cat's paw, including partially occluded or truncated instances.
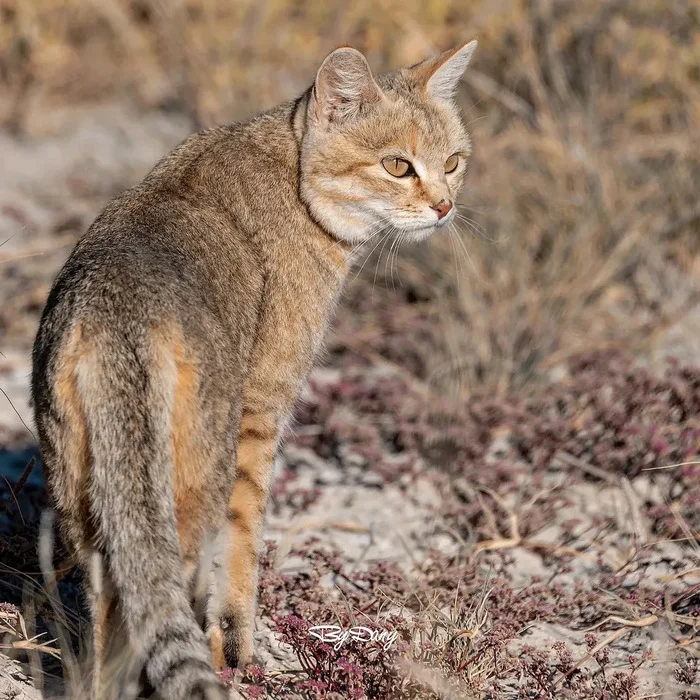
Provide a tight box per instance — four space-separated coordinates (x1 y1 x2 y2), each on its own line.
209 611 253 672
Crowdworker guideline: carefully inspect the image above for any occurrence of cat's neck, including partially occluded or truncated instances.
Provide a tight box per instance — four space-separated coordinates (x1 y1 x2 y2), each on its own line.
229 97 355 284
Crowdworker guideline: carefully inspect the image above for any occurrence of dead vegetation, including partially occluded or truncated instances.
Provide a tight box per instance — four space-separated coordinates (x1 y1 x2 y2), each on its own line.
2 0 699 393
1 1 700 698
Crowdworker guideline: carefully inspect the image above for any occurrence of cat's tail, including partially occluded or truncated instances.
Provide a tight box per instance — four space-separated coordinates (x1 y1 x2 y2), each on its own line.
74 328 226 700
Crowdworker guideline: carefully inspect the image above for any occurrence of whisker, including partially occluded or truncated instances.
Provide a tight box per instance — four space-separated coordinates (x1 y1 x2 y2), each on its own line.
448 223 462 296
391 232 406 290
450 226 482 282
463 96 485 120
351 229 391 285
464 114 488 128
457 201 491 212
454 212 493 242
451 222 468 283
373 228 394 297
331 233 377 274
384 233 398 293
332 219 389 273
390 236 399 292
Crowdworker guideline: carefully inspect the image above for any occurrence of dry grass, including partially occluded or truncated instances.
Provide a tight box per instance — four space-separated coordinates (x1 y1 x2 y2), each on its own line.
2 0 699 393
1 2 700 698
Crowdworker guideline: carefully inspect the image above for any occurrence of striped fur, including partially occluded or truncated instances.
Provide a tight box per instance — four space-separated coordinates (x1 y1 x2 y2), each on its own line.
31 42 477 698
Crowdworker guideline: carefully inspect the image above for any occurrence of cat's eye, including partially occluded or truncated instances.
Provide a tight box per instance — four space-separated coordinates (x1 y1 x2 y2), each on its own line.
382 157 413 178
445 154 460 174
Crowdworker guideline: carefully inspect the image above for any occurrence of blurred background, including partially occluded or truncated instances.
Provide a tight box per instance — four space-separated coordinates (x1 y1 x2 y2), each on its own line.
1 2 699 698
1 0 699 407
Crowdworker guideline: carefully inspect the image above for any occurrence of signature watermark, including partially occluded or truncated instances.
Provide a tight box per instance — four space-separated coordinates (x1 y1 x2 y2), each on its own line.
309 625 398 651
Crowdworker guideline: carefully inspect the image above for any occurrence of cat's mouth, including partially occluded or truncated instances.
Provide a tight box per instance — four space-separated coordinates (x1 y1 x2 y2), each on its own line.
390 210 455 239
435 211 455 229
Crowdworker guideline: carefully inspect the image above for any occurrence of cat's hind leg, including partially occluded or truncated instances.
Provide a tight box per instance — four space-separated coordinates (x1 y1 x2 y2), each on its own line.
208 410 279 671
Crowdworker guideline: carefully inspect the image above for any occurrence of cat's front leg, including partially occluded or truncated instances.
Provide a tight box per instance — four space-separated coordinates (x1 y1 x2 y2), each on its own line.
209 409 279 671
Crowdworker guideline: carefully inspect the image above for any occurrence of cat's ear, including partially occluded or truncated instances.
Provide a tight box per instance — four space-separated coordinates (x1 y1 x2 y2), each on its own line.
311 47 383 125
412 40 478 102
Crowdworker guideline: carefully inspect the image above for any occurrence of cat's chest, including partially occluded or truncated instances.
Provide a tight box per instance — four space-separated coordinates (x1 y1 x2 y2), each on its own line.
264 264 338 346
240 264 341 413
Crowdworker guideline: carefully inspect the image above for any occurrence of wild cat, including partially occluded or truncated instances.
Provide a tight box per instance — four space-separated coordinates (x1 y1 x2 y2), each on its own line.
31 40 477 699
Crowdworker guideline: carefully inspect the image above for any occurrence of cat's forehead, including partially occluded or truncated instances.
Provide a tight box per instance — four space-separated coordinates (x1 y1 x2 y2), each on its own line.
339 70 467 157
351 93 466 161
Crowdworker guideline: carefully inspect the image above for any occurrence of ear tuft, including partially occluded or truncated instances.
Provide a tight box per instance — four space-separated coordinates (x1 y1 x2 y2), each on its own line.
312 47 383 125
413 40 478 102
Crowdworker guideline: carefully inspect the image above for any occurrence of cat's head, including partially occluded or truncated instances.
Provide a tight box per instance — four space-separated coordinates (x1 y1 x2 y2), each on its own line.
297 41 477 244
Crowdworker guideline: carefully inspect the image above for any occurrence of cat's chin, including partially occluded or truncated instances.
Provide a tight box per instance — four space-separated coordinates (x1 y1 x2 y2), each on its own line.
390 224 438 243
407 226 438 242
392 215 453 241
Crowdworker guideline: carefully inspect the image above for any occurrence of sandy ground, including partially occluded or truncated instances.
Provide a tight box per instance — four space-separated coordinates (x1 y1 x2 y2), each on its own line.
1 104 698 699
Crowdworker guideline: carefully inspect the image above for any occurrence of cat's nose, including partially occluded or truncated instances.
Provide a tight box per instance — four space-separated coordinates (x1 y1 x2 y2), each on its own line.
430 199 453 220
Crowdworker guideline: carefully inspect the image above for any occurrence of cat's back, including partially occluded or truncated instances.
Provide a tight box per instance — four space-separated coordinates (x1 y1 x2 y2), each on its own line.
41 124 268 337
31 123 273 420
